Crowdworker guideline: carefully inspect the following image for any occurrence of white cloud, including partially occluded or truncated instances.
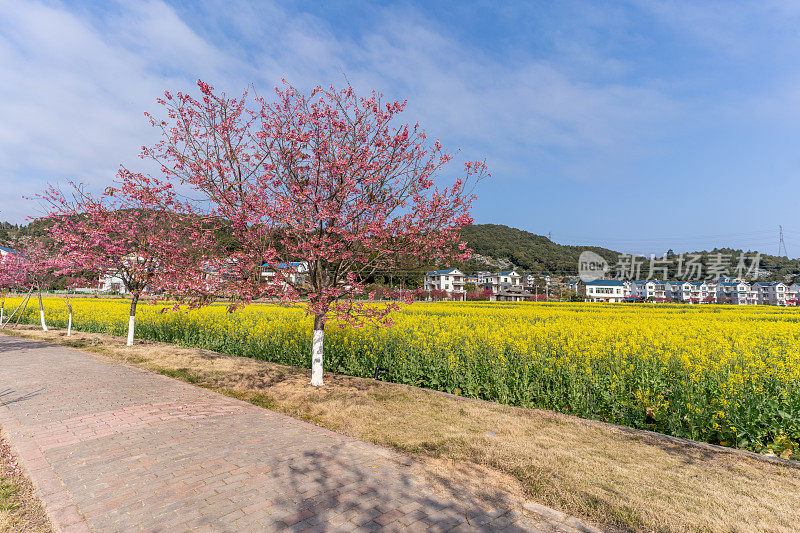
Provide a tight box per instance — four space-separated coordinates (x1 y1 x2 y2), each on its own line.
0 0 682 222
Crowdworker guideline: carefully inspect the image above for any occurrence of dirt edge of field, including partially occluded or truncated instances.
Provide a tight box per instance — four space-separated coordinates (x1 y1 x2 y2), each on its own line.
4 327 800 533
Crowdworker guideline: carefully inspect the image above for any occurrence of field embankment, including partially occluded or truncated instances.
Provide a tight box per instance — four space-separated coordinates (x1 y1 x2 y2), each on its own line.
3 325 800 533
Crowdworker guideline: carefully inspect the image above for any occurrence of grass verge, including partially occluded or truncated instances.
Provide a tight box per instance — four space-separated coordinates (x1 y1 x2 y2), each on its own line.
0 434 51 533
4 327 800 533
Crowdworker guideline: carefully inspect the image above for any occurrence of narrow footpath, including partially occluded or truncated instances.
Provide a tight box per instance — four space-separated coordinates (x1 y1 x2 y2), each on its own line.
0 335 601 532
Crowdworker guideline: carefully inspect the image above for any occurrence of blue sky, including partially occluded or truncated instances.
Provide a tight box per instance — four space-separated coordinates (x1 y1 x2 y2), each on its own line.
1 1 799 256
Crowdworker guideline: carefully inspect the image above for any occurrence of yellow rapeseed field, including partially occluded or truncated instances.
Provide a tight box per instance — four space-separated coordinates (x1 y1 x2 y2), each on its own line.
5 296 799 457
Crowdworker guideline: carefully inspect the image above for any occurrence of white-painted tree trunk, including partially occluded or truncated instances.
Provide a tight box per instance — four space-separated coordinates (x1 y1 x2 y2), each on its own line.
311 328 324 387
0 302 4 326
66 299 73 336
126 293 139 347
126 315 136 346
37 288 48 331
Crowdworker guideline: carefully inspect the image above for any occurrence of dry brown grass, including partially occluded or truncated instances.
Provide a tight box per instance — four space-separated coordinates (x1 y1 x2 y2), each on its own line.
0 434 51 533
5 327 800 533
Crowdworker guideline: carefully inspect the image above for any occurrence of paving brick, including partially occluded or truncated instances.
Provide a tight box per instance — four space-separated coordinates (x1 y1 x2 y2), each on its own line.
0 335 604 533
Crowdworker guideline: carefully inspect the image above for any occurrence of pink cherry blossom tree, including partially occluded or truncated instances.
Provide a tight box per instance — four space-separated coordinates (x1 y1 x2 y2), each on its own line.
0 237 66 331
40 172 217 345
0 247 25 327
139 80 487 386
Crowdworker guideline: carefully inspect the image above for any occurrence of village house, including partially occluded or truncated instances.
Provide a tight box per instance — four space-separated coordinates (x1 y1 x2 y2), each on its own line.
494 285 534 302
578 279 626 302
483 269 522 295
96 273 127 293
690 281 717 303
475 271 492 285
788 283 800 305
630 280 656 300
752 281 788 306
716 281 752 305
666 281 694 302
424 268 466 299
0 245 15 258
260 262 309 286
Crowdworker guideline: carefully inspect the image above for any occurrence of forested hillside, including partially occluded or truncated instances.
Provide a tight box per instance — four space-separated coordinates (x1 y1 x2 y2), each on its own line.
459 224 619 275
460 224 800 281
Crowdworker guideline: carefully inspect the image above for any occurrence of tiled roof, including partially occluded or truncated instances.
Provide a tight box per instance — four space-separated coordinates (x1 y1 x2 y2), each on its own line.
584 279 625 286
427 268 460 275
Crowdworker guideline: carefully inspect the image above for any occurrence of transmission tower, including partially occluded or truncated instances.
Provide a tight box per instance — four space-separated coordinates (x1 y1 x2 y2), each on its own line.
778 225 789 257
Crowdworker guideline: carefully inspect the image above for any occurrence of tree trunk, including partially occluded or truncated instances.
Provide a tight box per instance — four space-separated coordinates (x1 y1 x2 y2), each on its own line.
126 293 139 346
0 300 4 326
310 313 324 387
37 285 48 331
66 297 73 337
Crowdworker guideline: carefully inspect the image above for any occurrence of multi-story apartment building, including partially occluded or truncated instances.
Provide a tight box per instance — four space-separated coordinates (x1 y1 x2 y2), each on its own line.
630 280 668 300
692 281 717 303
424 268 466 299
752 282 788 306
483 270 522 295
666 281 693 302
716 281 752 305
788 283 800 305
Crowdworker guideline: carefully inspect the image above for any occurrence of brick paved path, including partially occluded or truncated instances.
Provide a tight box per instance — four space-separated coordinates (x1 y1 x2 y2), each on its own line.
0 335 602 533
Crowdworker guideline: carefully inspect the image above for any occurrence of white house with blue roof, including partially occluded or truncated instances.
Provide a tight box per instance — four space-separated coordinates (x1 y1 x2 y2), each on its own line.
716 281 753 305
578 279 626 302
752 281 788 306
665 281 694 302
424 268 465 298
0 245 16 257
260 261 309 286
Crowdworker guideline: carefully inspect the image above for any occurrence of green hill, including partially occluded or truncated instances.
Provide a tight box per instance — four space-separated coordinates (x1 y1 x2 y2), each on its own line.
459 224 800 281
459 224 620 276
